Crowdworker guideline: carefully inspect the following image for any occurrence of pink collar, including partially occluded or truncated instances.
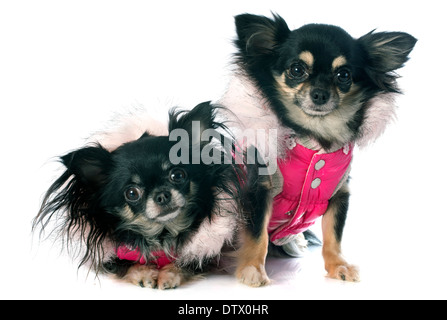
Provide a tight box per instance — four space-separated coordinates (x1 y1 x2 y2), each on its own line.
116 245 174 269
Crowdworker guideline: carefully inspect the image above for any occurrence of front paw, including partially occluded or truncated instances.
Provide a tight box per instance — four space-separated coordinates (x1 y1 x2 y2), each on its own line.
326 263 360 282
123 264 159 288
236 264 270 287
157 263 188 290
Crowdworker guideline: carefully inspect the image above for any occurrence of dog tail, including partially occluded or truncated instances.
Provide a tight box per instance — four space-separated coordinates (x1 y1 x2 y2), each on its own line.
268 230 321 258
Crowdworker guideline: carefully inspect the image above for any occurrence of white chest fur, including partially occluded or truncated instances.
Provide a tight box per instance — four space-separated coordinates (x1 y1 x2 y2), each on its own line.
178 199 238 267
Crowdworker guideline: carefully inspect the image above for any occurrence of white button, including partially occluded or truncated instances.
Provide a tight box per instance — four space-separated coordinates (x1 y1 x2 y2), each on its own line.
315 160 325 170
311 178 321 189
343 144 350 155
286 137 297 150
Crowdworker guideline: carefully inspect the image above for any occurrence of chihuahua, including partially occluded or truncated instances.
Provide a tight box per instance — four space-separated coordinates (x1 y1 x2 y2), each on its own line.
34 102 271 288
216 13 416 283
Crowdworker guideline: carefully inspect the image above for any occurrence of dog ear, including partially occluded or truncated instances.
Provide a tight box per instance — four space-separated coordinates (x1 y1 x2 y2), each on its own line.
234 13 290 58
34 145 115 272
61 145 112 190
168 101 217 146
358 31 417 91
138 132 151 140
168 102 230 165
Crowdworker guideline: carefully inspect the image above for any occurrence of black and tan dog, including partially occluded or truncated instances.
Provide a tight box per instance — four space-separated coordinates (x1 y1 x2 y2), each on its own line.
33 102 272 288
217 13 416 284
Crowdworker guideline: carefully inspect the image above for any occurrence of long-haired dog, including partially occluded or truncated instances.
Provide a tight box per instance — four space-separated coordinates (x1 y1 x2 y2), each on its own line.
33 102 271 288
216 13 416 283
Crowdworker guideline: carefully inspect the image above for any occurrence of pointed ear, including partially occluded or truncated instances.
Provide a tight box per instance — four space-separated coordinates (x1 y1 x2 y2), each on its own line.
358 31 416 91
138 132 151 140
358 31 417 72
234 13 290 58
168 101 217 146
61 145 112 189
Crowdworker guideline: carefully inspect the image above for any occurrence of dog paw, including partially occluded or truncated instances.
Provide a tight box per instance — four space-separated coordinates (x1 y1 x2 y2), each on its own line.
157 264 184 290
123 264 159 288
236 265 270 287
326 263 360 282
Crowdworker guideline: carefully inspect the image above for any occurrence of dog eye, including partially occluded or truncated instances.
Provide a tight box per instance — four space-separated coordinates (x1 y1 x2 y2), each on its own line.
169 168 187 184
336 69 352 84
289 63 308 81
124 187 143 203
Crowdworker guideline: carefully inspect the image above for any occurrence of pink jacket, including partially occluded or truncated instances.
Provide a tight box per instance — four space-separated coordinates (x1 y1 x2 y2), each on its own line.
268 141 353 245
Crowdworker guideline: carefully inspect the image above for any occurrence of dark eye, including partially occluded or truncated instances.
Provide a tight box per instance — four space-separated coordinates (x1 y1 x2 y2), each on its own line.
289 63 308 81
169 168 187 184
336 69 352 84
124 187 143 203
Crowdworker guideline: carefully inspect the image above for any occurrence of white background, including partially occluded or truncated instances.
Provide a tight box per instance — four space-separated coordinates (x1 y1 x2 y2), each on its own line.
1 0 446 300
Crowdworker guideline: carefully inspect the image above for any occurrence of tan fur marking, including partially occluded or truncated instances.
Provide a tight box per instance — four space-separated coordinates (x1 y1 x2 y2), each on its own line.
122 204 135 220
332 55 347 70
158 263 192 290
274 73 301 97
274 73 306 116
322 185 360 282
235 199 272 287
236 231 270 287
131 175 142 185
299 51 314 67
123 264 159 288
122 263 195 289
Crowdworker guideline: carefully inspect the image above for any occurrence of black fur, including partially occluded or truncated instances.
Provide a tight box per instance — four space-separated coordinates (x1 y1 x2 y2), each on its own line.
240 147 272 239
33 102 244 276
234 13 417 150
330 189 350 243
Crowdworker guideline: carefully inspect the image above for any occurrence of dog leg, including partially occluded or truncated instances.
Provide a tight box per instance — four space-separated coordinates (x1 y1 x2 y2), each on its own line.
322 183 360 282
236 160 272 287
236 223 271 287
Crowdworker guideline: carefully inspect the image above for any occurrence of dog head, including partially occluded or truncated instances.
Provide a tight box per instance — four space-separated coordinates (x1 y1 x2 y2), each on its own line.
34 102 239 271
234 13 417 149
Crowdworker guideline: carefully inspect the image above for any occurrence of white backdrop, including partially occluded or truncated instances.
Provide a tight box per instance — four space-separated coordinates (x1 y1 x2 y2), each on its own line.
1 0 446 300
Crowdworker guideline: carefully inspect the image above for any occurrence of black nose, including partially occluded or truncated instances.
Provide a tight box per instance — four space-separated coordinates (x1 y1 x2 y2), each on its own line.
311 89 330 105
154 191 171 206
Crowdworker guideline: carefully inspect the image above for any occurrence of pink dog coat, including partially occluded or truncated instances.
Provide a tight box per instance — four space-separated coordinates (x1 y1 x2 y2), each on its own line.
268 140 353 245
116 245 174 269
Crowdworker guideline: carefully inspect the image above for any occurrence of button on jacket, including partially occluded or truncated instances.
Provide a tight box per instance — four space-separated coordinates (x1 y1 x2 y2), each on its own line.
269 141 353 244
